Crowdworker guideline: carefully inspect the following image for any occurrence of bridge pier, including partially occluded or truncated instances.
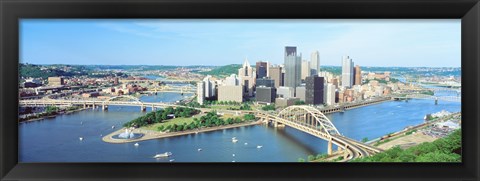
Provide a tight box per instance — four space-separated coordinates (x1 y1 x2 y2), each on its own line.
434 98 438 105
102 103 108 111
141 105 146 112
152 106 156 111
327 139 333 155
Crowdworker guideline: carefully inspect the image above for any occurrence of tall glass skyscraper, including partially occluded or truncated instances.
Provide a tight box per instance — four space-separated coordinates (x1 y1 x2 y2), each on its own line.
341 56 354 88
310 51 320 75
284 46 301 91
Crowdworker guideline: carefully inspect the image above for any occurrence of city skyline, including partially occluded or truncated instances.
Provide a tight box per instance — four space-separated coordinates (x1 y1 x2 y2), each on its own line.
21 19 460 67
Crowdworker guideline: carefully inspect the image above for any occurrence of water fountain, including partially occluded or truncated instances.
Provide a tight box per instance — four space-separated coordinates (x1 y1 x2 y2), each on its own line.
111 128 144 140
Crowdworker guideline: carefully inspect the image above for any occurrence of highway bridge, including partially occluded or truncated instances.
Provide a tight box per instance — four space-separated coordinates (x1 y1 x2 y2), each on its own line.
391 93 461 103
255 106 383 161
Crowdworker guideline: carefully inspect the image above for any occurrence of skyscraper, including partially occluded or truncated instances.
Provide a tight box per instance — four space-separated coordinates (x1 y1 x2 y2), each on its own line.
197 81 205 105
341 56 354 88
284 46 301 90
326 83 336 105
238 59 256 97
256 61 268 79
354 65 362 85
301 60 310 81
305 75 325 105
269 66 283 88
225 74 240 86
310 51 320 75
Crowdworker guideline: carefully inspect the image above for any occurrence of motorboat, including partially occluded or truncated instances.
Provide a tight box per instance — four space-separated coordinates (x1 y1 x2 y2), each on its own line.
257 145 263 149
112 125 115 129
79 137 84 141
232 139 238 143
244 142 248 145
134 143 139 147
232 154 235 157
154 152 173 158
197 148 202 151
169 159 175 162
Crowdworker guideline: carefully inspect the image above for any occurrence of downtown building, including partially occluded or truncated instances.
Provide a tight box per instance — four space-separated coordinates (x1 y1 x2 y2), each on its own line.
354 65 362 85
269 65 284 88
310 51 320 75
256 61 269 79
238 59 256 97
197 75 217 105
305 75 325 105
255 77 276 104
284 46 302 93
341 56 354 88
218 74 243 103
325 83 336 105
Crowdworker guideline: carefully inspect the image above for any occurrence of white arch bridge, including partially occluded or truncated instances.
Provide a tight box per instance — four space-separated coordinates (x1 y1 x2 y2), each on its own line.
255 105 383 161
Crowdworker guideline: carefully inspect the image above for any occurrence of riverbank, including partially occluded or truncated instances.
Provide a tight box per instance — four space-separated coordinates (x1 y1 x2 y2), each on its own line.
368 112 461 150
102 120 262 144
19 107 88 123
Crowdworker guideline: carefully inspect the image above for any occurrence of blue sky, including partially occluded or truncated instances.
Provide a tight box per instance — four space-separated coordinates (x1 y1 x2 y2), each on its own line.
20 19 460 67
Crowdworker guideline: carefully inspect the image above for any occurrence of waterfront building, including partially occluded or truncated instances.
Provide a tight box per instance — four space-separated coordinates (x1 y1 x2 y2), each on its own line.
284 46 302 90
301 60 310 81
203 75 216 98
305 75 324 105
341 56 354 88
354 65 362 85
275 97 300 108
256 61 268 79
48 77 64 86
310 51 320 76
326 83 336 105
256 86 276 104
295 86 306 101
256 78 275 88
269 66 283 88
225 74 240 86
277 86 295 98
238 59 256 97
218 85 243 103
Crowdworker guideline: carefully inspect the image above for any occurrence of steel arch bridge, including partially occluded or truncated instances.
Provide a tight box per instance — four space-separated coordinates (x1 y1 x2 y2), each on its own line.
257 105 383 161
277 105 340 137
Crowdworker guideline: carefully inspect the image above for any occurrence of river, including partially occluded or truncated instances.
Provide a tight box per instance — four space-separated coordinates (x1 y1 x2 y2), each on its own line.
19 91 460 162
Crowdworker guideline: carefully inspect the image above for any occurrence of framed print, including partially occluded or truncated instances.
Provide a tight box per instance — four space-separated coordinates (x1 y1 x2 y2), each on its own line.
1 0 479 181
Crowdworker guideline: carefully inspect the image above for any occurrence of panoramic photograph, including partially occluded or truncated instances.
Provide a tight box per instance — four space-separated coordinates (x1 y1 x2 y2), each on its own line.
18 19 461 162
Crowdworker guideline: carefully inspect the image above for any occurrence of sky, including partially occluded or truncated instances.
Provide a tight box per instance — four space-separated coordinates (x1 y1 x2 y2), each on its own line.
20 19 461 67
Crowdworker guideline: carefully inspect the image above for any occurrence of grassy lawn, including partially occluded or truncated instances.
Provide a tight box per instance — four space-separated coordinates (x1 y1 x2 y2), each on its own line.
142 117 196 131
141 114 243 131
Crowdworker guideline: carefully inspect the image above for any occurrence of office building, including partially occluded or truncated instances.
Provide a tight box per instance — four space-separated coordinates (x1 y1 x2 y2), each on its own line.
225 74 240 86
203 75 216 98
238 59 256 97
275 97 300 108
197 82 205 105
256 86 276 103
269 66 283 88
284 46 301 90
218 85 243 103
256 61 268 79
305 75 324 105
48 77 64 86
301 60 310 81
326 83 336 105
277 86 295 98
256 78 275 88
295 86 306 101
354 65 362 85
341 56 354 88
310 51 320 75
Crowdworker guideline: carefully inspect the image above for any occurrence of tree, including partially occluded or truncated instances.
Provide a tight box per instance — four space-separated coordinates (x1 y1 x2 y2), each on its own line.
298 158 305 162
243 114 256 121
307 155 315 161
361 137 369 143
294 100 305 105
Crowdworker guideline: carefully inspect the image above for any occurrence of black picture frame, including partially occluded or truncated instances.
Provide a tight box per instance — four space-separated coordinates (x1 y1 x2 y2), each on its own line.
1 0 479 180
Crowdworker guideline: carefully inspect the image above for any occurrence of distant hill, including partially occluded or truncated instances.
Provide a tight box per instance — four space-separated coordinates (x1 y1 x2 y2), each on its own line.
199 64 242 78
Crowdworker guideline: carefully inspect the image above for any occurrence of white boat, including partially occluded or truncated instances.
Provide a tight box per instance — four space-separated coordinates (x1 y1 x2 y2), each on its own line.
154 152 173 158
134 143 139 147
232 154 235 157
257 145 263 149
231 137 236 140
232 139 238 143
111 125 115 129
169 159 175 162
197 148 202 151
232 160 235 162
79 137 84 141
244 143 248 145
